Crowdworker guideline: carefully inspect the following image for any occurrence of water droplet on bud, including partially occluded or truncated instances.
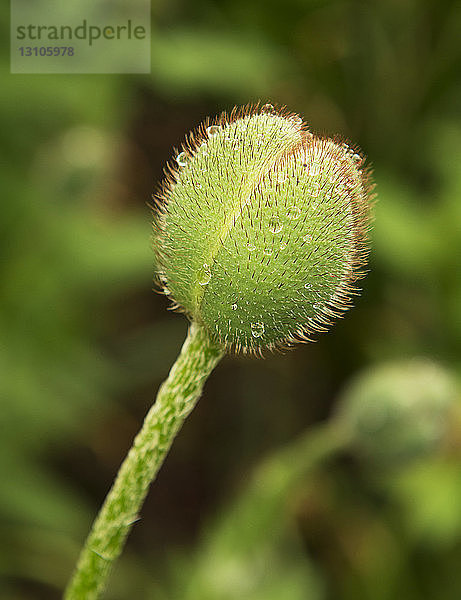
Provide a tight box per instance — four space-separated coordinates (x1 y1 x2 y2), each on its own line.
287 206 301 220
276 172 288 184
206 125 222 137
251 322 265 338
261 103 275 114
199 142 209 156
268 217 283 234
176 152 188 167
198 263 211 286
310 183 320 198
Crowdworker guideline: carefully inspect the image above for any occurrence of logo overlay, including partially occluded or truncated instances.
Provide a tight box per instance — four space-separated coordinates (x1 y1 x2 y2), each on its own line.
11 0 151 73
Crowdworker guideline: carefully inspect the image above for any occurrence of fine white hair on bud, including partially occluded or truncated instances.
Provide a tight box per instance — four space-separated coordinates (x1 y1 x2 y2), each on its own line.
152 103 375 354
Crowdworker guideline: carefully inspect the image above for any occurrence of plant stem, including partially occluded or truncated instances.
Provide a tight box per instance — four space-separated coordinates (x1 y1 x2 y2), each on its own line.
211 421 351 553
64 321 224 600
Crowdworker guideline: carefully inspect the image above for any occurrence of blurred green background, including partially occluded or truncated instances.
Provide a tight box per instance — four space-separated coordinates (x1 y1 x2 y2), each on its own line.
2 0 461 598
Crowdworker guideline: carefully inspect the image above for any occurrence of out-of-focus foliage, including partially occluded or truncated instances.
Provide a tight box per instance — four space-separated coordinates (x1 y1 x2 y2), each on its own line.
1 0 461 598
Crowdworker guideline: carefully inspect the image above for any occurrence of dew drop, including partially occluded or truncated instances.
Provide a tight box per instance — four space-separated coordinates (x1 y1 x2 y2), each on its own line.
303 233 312 243
199 142 209 156
268 217 283 234
206 125 222 137
304 283 312 290
263 247 273 256
310 183 320 198
231 303 238 310
251 322 265 338
198 263 211 286
247 242 256 252
261 103 275 114
279 241 287 250
176 152 188 167
276 172 288 185
287 206 301 220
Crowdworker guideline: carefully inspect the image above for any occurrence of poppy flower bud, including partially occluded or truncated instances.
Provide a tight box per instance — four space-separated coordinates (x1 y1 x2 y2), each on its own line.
335 359 458 465
153 104 373 353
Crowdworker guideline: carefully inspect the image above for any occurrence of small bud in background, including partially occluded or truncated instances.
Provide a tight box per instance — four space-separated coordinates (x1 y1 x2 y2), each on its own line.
335 358 459 466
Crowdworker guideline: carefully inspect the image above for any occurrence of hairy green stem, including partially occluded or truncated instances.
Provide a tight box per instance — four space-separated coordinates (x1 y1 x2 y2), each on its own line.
64 321 224 600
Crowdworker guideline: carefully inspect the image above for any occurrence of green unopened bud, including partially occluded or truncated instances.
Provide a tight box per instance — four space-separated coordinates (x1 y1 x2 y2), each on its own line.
153 104 374 352
335 358 459 465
